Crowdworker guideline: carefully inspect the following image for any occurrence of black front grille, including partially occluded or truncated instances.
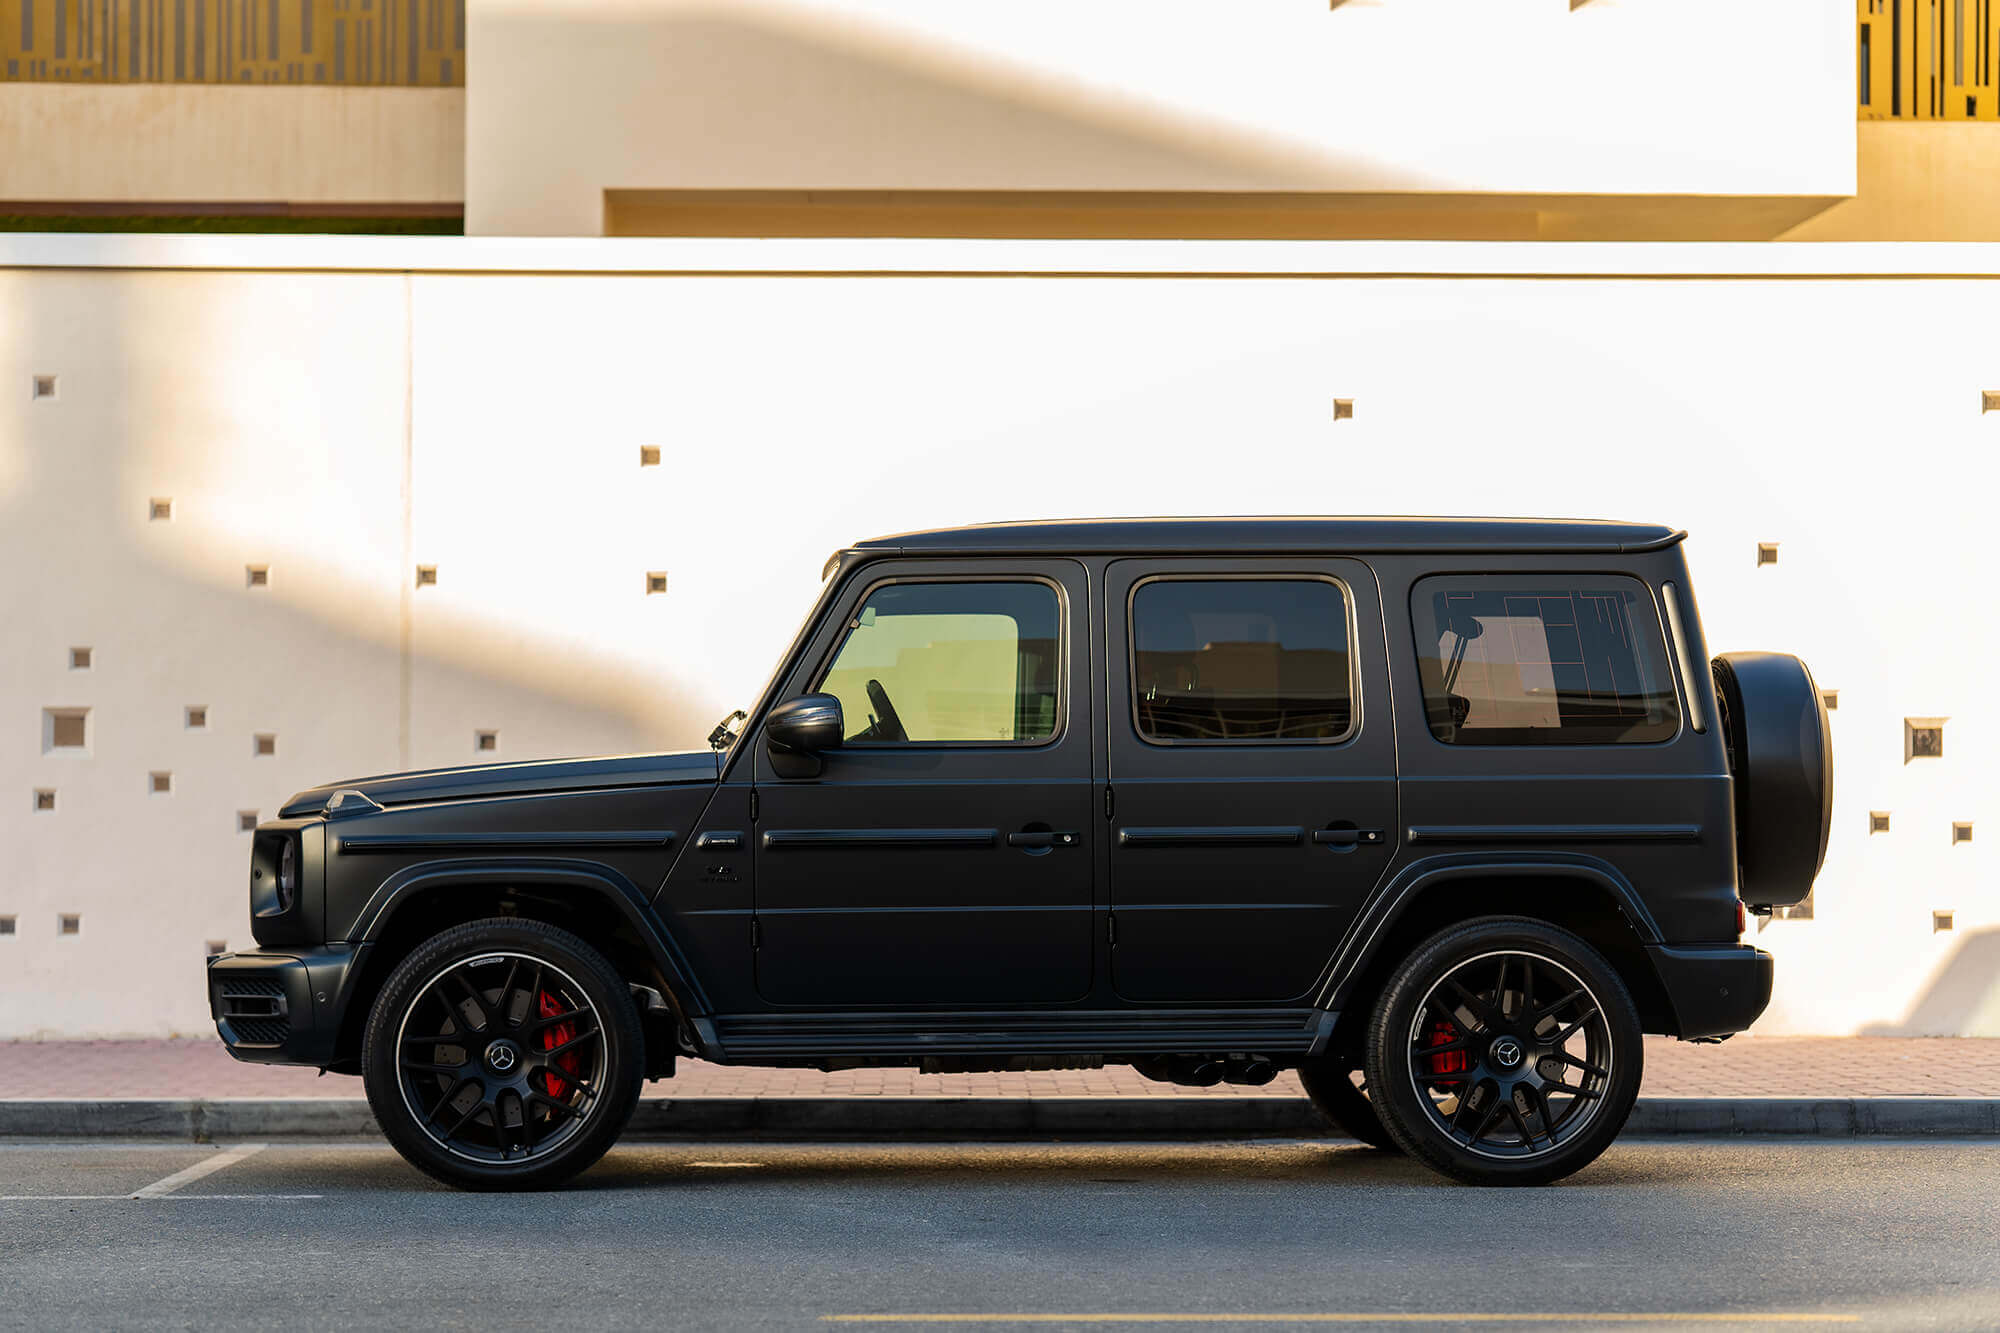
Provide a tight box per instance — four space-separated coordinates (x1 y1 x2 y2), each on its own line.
216 977 290 1046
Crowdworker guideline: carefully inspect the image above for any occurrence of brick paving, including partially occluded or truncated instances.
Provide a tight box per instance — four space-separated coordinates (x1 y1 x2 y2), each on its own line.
2 1036 1997 1101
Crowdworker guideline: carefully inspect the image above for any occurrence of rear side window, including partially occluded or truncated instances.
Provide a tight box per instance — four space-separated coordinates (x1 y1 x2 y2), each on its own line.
1130 578 1353 742
1411 575 1679 745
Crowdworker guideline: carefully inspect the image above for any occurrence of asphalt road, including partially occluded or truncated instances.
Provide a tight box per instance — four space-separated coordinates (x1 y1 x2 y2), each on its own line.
0 1138 1996 1331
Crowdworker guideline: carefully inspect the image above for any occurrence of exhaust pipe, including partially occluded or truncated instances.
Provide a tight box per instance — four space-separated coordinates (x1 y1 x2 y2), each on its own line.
1173 1058 1225 1088
1223 1057 1278 1086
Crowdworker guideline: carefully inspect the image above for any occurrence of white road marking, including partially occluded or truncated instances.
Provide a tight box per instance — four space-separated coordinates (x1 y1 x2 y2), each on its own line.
130 1143 268 1198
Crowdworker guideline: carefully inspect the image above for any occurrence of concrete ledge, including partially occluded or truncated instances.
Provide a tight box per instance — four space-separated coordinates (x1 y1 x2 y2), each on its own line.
2 1096 1996 1141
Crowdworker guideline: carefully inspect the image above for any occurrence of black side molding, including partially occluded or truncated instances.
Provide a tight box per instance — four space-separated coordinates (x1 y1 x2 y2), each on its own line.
1118 826 1304 848
761 829 998 851
337 831 677 852
1405 824 1702 845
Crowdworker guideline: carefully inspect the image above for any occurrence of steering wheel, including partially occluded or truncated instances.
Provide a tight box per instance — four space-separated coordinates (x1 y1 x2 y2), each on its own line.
865 679 909 743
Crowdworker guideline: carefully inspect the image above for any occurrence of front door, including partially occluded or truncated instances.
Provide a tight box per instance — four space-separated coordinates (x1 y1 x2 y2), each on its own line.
1104 559 1398 1002
751 560 1094 1007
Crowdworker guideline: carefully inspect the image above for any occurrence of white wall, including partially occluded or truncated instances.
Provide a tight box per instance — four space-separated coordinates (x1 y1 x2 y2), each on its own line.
1 238 1991 1039
468 0 1854 234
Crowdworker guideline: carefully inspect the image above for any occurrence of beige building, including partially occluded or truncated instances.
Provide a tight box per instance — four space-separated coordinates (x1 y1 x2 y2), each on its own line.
4 0 2000 240
0 5 1995 1039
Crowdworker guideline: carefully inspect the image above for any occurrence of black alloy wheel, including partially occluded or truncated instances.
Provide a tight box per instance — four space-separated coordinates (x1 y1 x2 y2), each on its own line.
1364 917 1642 1186
363 917 644 1191
1296 1061 1400 1152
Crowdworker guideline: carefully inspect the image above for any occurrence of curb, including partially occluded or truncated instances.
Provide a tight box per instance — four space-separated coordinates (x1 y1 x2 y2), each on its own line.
2 1095 1998 1141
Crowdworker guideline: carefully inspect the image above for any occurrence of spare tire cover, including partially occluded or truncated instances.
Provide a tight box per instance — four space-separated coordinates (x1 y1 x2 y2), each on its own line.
1711 652 1833 909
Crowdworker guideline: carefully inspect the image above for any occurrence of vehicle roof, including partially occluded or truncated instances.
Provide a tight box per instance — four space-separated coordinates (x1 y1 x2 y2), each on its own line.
848 516 1684 558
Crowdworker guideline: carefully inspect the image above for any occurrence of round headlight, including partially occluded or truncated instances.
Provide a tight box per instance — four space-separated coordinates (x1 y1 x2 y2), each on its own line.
277 839 297 912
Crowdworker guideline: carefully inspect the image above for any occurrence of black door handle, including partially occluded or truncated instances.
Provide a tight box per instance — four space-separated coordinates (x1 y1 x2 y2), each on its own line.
1313 828 1386 848
1007 830 1079 849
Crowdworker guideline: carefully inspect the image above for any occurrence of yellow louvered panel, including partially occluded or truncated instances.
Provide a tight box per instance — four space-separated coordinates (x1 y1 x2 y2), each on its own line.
1861 0 2000 117
0 0 463 84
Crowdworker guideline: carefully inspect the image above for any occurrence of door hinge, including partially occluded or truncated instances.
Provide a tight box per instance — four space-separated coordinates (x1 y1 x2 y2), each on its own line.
749 789 759 822
751 918 761 949
1107 912 1117 946
1104 785 1116 821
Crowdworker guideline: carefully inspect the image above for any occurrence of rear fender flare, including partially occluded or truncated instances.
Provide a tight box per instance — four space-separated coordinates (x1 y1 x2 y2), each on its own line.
1317 852 1665 1012
345 857 712 1016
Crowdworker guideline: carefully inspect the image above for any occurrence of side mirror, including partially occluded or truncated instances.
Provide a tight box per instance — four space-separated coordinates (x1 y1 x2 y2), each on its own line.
765 693 843 778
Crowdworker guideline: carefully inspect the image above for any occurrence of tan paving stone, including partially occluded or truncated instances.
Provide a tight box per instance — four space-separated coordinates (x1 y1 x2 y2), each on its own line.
3 1035 1997 1101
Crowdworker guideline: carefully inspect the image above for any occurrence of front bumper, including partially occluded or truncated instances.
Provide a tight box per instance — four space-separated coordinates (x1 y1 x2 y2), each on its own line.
205 945 360 1067
1647 942 1774 1040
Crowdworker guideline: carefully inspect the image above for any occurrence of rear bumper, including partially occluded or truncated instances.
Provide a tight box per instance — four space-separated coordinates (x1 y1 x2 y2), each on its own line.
205 946 359 1067
1647 942 1774 1040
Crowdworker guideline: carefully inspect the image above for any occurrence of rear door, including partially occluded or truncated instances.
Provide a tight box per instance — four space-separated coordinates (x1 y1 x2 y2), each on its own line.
1104 559 1398 1002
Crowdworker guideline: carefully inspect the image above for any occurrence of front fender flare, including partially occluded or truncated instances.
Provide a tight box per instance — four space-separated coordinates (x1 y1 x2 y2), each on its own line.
344 857 712 1016
1316 852 1666 1013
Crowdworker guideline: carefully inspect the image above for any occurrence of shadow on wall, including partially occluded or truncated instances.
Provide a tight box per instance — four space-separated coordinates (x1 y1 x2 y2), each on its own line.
479 3 1846 238
1862 928 2000 1037
480 2 1473 236
3 271 710 788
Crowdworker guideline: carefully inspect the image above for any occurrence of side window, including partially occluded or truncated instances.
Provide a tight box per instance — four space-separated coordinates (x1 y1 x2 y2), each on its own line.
1411 575 1680 745
817 581 1061 745
1130 578 1353 743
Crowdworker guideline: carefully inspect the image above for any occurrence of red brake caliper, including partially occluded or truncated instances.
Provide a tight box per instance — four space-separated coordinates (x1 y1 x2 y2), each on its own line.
538 990 581 1099
1423 1019 1467 1084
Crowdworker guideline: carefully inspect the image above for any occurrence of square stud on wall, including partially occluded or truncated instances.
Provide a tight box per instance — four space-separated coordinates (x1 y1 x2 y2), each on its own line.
58 914 80 936
149 498 173 521
237 810 259 832
416 565 438 588
33 789 56 813
1870 811 1892 834
1332 399 1354 421
149 771 172 795
1984 390 2000 413
640 446 661 467
646 572 669 595
205 939 227 956
31 374 56 400
1954 822 1974 845
1905 717 1946 763
1934 910 1956 933
476 730 499 753
43 708 89 753
185 706 207 729
245 564 269 588
1757 542 1780 567
1820 689 1838 711
0 916 15 936
253 733 277 757
69 647 92 670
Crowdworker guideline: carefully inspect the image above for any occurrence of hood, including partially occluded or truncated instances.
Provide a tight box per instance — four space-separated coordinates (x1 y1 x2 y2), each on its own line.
278 749 719 818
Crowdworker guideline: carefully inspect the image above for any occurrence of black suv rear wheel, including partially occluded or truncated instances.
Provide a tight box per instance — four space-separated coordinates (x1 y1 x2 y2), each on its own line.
1296 1062 1399 1152
362 917 644 1191
1363 916 1642 1186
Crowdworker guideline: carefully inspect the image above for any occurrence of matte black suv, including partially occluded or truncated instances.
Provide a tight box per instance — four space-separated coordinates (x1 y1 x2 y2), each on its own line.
207 518 1830 1188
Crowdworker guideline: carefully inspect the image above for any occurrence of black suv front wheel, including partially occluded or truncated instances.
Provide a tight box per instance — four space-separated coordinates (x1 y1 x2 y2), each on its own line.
1363 917 1642 1186
362 917 644 1190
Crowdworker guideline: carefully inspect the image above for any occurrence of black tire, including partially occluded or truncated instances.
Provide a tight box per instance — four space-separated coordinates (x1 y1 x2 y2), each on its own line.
1297 1061 1401 1152
362 917 644 1191
1363 916 1642 1187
